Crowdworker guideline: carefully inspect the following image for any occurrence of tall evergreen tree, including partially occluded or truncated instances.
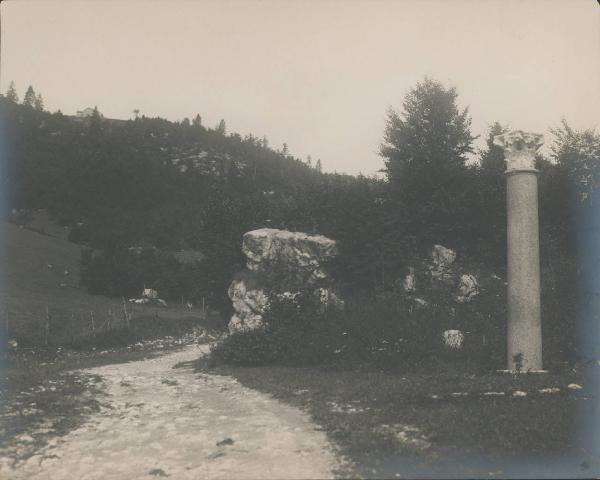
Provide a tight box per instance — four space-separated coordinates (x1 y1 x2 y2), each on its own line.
6 81 18 103
23 86 36 107
34 93 45 111
380 77 476 245
216 119 226 135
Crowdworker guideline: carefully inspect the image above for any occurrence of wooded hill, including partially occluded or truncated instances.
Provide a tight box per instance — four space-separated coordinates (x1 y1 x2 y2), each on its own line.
0 94 386 310
1 79 596 357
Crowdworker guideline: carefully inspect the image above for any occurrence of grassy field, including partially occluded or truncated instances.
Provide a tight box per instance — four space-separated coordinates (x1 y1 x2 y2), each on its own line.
0 220 218 347
0 216 228 463
195 357 594 478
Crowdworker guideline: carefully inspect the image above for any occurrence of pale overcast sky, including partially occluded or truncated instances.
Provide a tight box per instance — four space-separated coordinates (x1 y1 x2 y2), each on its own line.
2 0 599 175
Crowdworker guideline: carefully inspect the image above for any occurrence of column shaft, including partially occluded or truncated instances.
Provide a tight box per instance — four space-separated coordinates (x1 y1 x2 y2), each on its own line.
506 170 542 370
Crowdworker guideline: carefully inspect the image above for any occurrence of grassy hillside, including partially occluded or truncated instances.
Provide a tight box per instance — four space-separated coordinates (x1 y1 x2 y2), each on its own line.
0 221 216 347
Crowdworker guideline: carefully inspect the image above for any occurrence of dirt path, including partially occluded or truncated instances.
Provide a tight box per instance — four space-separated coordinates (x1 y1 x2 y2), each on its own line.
2 344 342 479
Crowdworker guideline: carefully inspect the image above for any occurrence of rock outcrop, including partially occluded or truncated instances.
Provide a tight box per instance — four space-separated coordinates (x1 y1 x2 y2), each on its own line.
429 244 457 286
399 244 491 350
456 274 479 303
402 244 480 305
228 228 340 333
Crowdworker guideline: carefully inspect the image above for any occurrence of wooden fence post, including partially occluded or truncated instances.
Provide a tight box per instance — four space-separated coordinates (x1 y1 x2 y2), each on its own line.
90 311 95 339
122 297 131 330
44 306 51 346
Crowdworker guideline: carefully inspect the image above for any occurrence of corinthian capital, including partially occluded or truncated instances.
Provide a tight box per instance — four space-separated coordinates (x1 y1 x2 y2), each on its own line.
493 130 544 172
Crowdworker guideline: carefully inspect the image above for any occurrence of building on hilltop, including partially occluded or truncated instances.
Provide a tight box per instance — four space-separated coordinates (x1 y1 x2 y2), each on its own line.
76 107 99 118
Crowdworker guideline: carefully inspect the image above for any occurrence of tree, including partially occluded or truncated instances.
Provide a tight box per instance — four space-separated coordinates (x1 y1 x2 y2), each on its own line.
6 81 18 103
475 122 510 262
282 143 289 156
133 109 140 119
550 120 600 205
479 122 508 174
216 119 226 135
34 94 45 111
192 114 202 127
315 159 322 173
23 86 36 107
306 155 312 166
89 106 103 133
380 77 476 245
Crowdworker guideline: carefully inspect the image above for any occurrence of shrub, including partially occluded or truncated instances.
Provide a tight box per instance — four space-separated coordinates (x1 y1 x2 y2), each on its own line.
210 290 345 365
209 285 507 369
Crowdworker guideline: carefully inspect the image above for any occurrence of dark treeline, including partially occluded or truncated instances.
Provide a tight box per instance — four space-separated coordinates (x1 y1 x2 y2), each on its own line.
1 80 597 340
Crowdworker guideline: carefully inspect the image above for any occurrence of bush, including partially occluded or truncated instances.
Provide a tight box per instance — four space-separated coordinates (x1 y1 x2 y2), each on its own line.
209 282 510 369
210 290 346 365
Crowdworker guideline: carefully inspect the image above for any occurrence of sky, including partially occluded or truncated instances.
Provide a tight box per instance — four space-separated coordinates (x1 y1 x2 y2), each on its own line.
2 0 599 175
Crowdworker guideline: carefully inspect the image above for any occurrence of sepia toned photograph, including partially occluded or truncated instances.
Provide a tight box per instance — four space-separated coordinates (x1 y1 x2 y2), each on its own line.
0 0 599 478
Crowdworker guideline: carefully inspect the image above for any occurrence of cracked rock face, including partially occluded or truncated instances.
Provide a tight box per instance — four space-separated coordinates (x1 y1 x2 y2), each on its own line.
228 229 339 333
242 228 337 283
227 279 269 333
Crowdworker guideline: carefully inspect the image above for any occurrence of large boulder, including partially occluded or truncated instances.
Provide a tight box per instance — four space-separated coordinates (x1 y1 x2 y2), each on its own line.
228 229 339 333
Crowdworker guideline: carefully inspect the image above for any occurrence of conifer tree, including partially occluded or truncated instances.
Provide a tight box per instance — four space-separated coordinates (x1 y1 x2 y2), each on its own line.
34 93 45 111
23 86 36 107
6 81 18 103
380 77 476 244
216 119 226 135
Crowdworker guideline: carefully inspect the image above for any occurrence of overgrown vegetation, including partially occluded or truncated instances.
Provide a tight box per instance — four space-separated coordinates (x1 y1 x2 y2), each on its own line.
211 276 507 370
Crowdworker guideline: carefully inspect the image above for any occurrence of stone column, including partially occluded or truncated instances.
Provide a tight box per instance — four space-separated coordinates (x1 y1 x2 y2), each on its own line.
493 130 544 371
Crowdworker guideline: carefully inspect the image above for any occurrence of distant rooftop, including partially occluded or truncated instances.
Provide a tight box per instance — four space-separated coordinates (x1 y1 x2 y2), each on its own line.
76 107 100 118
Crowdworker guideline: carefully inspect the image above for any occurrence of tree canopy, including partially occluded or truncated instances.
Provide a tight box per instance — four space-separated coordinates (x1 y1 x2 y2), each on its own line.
380 78 477 246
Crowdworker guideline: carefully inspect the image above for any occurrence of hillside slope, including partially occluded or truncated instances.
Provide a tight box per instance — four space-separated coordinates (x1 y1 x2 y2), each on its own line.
0 221 206 346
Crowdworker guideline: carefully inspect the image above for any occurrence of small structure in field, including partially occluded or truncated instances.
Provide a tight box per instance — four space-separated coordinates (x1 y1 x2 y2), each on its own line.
143 288 158 299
